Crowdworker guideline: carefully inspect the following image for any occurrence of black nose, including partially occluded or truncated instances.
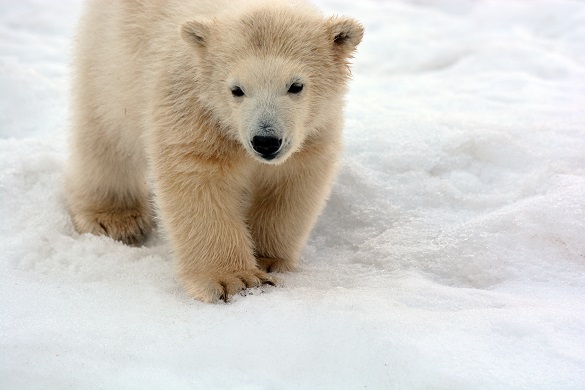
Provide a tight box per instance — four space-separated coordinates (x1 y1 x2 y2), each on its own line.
251 136 282 160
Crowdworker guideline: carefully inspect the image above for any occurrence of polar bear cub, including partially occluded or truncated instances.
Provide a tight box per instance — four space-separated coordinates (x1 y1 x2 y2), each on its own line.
66 0 363 302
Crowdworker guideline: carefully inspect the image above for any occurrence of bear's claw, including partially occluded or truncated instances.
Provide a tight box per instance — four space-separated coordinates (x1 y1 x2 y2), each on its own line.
181 269 281 303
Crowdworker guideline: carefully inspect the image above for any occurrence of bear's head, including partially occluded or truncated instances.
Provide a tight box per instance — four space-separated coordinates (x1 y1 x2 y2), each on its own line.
180 3 363 164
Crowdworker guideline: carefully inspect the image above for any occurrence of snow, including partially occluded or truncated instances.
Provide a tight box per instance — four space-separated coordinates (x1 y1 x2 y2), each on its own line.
1 0 584 388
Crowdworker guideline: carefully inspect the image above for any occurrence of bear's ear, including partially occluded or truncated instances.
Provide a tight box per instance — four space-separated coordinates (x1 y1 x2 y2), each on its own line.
180 19 210 49
326 17 364 58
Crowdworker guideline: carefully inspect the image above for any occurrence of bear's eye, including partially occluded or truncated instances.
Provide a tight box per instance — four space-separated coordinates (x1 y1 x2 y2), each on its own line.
231 86 245 97
288 83 304 94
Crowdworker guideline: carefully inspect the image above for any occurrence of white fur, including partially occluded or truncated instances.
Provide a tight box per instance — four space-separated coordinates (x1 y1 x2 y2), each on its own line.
66 0 363 302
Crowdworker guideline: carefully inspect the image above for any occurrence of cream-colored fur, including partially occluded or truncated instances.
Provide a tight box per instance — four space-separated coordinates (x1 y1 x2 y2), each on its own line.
66 0 363 303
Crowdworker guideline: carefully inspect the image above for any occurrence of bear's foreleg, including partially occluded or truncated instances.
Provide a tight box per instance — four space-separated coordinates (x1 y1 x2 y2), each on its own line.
152 154 280 303
249 143 339 273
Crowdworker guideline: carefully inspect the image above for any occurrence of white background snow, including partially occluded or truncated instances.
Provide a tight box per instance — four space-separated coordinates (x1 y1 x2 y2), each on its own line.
1 0 584 388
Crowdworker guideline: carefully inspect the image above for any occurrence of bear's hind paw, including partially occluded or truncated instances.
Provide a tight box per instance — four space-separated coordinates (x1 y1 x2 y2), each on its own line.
72 208 153 246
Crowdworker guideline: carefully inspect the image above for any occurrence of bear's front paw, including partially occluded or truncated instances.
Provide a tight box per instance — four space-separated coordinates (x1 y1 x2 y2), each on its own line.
256 257 297 273
180 269 282 303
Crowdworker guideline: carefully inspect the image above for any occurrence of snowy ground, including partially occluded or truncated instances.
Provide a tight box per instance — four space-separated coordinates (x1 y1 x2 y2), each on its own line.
1 0 585 388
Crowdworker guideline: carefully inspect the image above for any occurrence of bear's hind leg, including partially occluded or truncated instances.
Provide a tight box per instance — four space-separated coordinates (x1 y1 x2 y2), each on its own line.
66 116 153 245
